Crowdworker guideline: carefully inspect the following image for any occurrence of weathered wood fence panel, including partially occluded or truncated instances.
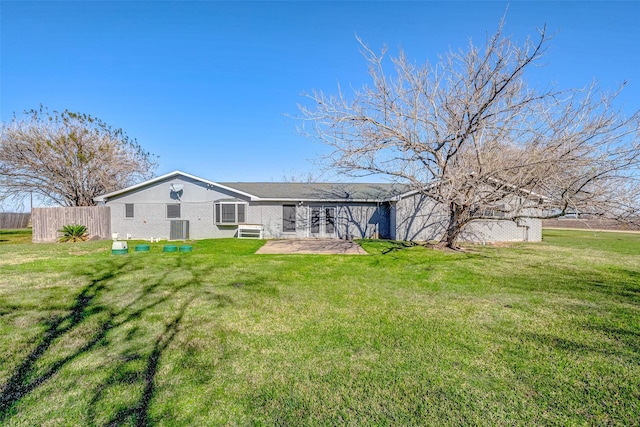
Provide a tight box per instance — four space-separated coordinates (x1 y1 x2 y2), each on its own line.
0 213 31 229
32 207 111 242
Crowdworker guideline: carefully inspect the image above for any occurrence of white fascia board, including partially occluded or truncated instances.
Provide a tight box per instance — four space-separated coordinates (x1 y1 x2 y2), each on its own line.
388 178 548 203
257 198 385 203
389 182 439 202
485 177 548 201
94 170 259 202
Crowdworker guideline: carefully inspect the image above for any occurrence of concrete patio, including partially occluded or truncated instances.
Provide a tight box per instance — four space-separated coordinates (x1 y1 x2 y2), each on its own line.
255 239 368 255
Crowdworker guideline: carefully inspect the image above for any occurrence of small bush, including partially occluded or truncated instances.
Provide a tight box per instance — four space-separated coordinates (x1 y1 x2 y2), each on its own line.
58 224 89 243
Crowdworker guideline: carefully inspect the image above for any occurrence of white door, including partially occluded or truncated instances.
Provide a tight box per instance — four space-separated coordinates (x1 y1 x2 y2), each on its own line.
309 206 336 238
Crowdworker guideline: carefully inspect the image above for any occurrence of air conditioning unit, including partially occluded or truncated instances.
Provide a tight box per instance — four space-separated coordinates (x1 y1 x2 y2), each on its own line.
170 220 189 240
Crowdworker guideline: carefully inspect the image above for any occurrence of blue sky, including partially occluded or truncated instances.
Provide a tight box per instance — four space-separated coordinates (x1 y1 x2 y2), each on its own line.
2 1 639 184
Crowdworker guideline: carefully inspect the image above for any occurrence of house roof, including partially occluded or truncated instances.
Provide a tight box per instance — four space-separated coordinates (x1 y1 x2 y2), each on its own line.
94 170 256 202
217 182 408 202
94 170 410 203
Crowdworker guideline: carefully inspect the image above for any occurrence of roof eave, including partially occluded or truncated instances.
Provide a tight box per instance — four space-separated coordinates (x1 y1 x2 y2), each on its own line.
256 197 387 203
93 170 259 202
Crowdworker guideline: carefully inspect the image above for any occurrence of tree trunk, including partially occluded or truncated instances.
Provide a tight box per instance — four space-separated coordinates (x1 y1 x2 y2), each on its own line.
436 203 466 250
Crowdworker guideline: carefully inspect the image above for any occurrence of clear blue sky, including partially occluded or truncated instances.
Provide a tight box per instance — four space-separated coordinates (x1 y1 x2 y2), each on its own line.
2 1 639 183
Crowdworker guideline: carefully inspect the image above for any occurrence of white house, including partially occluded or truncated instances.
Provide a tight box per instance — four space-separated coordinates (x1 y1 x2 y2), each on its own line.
94 170 541 243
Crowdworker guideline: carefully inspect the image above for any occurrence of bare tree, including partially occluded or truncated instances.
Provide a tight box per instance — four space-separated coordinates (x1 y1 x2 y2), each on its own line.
299 21 640 248
0 106 158 207
279 168 327 183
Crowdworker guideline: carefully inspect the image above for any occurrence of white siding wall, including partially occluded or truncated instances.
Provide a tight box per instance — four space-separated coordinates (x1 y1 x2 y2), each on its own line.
394 195 448 242
461 217 542 243
107 176 248 240
395 194 542 243
336 204 389 239
255 203 390 239
105 175 542 243
255 202 298 239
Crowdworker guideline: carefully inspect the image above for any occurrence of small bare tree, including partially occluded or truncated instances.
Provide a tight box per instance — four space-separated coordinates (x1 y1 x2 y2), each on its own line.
299 21 640 248
280 168 327 183
0 106 158 207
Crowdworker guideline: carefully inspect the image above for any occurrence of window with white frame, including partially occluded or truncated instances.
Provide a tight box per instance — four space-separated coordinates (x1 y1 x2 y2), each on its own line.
472 206 507 219
215 201 246 224
125 203 134 218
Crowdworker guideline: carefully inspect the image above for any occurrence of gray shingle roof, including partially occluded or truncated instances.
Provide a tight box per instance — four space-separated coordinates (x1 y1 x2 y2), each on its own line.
218 182 409 201
93 170 413 203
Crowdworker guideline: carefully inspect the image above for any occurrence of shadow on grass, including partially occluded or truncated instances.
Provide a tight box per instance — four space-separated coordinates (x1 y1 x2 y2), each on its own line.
86 258 224 427
89 296 194 427
0 261 122 421
0 255 225 425
380 241 421 255
502 261 640 306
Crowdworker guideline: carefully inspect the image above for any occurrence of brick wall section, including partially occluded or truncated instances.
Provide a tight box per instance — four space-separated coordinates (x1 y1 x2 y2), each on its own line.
107 176 245 240
394 194 542 243
105 176 391 240
462 217 542 243
103 174 543 242
257 203 389 239
394 194 446 241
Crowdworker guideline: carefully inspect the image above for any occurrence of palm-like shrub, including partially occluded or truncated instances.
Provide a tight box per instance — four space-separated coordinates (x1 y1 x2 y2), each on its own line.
58 224 89 242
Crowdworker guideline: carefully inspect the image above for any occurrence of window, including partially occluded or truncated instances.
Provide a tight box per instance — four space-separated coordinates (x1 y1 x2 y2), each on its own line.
167 204 181 218
473 207 507 219
283 205 296 232
125 204 134 218
237 204 246 223
310 207 320 234
325 207 336 234
215 202 247 224
222 204 235 222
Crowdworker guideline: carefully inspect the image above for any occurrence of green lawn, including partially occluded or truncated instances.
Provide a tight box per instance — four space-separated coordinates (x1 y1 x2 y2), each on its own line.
0 230 638 426
0 229 32 244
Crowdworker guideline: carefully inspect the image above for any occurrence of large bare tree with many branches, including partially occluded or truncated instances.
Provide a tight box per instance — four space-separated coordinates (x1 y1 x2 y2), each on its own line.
299 22 640 248
0 106 157 207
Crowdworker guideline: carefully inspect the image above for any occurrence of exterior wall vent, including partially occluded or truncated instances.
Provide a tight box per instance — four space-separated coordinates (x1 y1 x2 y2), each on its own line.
170 220 189 240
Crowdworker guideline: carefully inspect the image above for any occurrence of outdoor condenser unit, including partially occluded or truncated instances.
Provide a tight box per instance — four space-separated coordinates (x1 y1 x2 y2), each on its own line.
170 220 189 240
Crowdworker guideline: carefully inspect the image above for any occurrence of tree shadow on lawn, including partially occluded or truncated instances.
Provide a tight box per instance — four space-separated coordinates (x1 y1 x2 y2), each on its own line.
504 263 640 306
489 265 640 361
0 255 226 425
0 261 120 421
515 330 638 360
87 295 195 427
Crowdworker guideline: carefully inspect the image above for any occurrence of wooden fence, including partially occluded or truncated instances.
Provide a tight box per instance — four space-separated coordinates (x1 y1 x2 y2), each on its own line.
32 207 111 242
0 213 31 229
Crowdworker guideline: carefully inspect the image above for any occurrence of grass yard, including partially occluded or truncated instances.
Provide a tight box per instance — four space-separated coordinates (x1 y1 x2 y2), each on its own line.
0 229 32 245
0 230 638 426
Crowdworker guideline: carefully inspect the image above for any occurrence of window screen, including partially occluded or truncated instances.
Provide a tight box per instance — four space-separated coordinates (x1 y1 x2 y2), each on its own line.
283 205 296 232
214 202 247 224
125 204 134 218
221 204 235 222
237 204 246 223
167 204 181 218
